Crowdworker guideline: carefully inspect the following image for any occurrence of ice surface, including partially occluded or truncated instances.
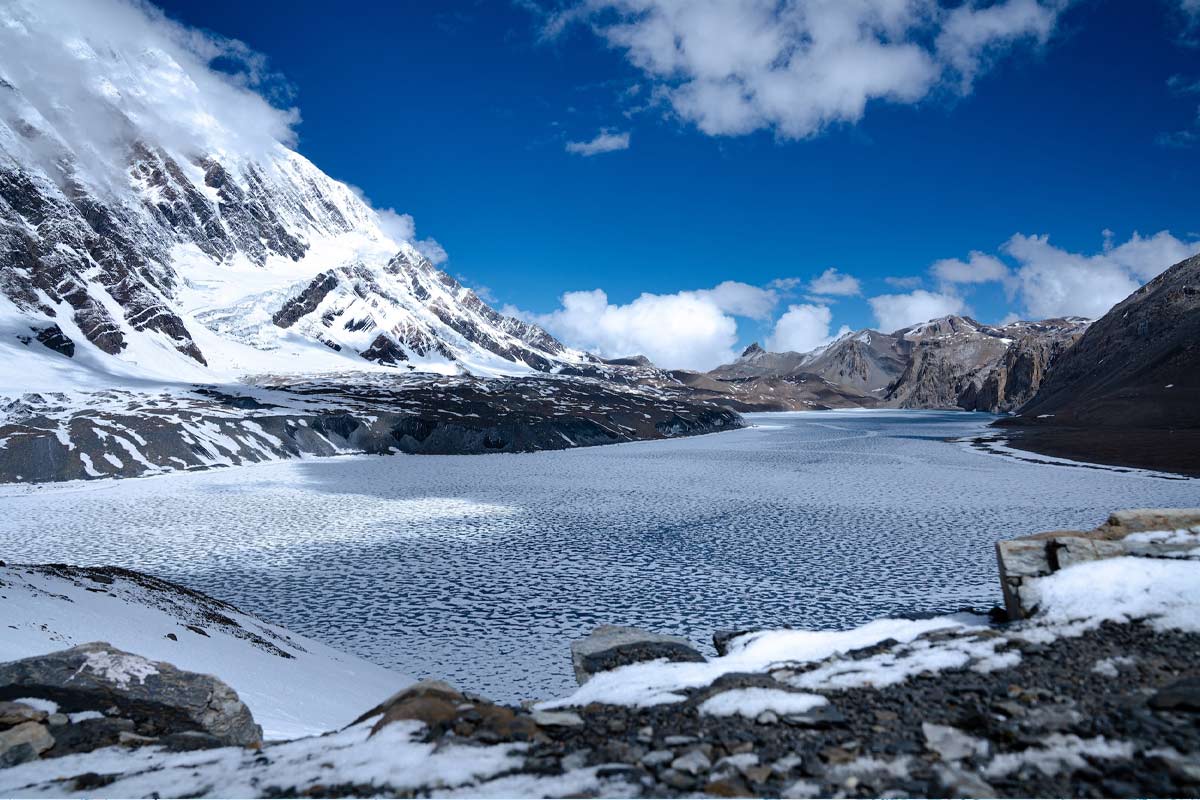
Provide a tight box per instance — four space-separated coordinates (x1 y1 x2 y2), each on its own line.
1 411 1196 701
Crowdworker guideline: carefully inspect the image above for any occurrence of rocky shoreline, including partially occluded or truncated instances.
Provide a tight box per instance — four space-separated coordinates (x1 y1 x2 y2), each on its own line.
0 509 1197 797
0 373 743 484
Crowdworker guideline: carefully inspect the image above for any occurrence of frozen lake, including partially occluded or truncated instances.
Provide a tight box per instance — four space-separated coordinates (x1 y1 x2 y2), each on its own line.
2 410 1196 702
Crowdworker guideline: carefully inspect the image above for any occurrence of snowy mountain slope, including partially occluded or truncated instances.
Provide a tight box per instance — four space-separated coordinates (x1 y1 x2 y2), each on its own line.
0 0 588 392
0 563 410 739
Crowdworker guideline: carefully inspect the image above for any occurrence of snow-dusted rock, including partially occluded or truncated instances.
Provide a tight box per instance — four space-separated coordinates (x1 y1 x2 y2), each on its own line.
569 625 705 685
0 563 409 738
0 642 262 747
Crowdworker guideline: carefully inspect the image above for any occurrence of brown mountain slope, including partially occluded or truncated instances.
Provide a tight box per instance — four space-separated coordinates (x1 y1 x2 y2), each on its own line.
996 253 1200 475
1016 253 1200 428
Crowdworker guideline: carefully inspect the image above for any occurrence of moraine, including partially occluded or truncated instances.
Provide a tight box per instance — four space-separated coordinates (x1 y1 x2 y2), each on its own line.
1 410 1196 702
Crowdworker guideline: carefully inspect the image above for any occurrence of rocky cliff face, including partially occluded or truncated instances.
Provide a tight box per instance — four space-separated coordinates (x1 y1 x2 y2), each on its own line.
885 317 1088 412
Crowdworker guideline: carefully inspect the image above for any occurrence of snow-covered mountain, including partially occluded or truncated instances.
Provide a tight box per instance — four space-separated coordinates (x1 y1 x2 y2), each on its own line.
0 0 588 393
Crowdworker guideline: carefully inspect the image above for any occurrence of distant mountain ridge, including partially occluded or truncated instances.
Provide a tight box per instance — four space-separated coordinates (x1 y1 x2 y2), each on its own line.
700 315 1089 412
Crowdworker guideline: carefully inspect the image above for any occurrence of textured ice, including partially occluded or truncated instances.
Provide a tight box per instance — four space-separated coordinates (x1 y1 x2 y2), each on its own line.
1 410 1196 701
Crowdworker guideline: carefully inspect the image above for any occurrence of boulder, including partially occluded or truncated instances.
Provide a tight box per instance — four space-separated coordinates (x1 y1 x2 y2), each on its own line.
0 701 47 727
0 721 54 767
1149 676 1200 713
353 680 540 743
571 625 705 685
996 508 1200 620
712 629 758 656
0 642 261 747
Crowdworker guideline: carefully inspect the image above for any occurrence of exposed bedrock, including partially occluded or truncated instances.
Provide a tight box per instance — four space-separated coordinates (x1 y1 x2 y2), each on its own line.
0 377 744 484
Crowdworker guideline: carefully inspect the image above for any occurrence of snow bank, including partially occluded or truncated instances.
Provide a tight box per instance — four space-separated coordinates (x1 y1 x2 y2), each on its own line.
0 565 410 739
540 617 962 709
1026 556 1200 634
542 553 1200 711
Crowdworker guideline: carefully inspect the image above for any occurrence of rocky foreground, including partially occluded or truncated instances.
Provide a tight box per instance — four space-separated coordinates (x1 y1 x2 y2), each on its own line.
0 373 742 483
0 509 1198 798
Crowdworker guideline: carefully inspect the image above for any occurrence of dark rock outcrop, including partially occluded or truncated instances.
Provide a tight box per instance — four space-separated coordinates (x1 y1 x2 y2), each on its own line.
0 642 262 747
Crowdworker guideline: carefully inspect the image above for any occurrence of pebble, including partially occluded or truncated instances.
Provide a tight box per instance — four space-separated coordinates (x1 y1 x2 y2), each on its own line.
640 750 674 768
663 734 697 746
671 749 712 775
530 710 584 727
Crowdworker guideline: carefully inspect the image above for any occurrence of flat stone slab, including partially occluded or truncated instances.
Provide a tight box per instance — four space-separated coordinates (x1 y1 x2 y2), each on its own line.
571 625 705 685
996 508 1200 620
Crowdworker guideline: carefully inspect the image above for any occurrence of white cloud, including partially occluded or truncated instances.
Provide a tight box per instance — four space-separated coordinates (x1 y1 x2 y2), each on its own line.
515 279 793 368
766 303 849 353
373 208 417 242
808 267 861 297
1001 230 1198 319
935 0 1059 90
930 250 1015 296
868 289 969 332
565 129 631 155
554 0 1065 139
921 230 1200 321
351 192 450 265
695 280 778 319
415 238 449 265
521 288 740 369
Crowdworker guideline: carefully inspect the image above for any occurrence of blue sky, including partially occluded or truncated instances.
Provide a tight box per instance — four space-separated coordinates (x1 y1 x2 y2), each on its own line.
154 0 1200 368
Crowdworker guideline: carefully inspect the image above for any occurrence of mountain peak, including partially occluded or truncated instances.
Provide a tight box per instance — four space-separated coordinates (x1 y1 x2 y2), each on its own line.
740 342 766 359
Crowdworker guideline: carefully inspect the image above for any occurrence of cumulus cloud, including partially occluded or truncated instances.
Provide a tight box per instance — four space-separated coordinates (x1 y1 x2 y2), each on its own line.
868 289 969 332
807 267 862 297
1001 230 1198 319
520 288 740 369
565 129 631 155
515 279 794 368
930 250 1016 297
351 191 449 264
546 0 1065 139
766 303 849 353
695 280 778 319
919 230 1200 321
